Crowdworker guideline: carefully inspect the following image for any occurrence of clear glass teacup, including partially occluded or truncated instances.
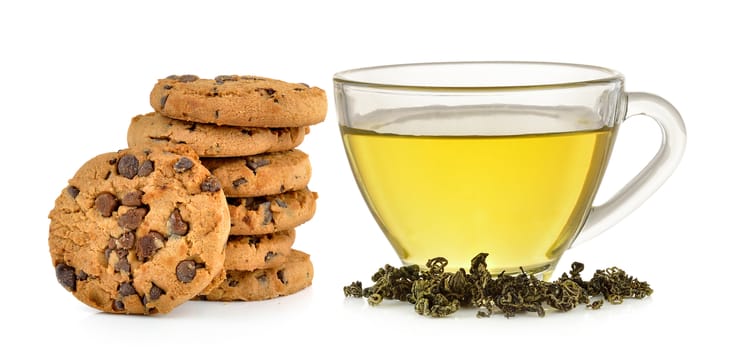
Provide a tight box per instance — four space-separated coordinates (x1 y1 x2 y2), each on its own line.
334 62 686 279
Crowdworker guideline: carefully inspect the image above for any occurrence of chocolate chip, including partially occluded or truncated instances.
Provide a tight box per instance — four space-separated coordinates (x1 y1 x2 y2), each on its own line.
160 95 169 109
55 263 76 292
66 186 80 199
264 251 276 262
121 190 143 206
257 274 268 285
298 83 310 88
215 75 237 84
78 270 89 281
104 247 112 261
180 75 199 82
262 201 273 225
163 84 173 90
276 270 287 285
149 284 164 300
113 300 125 311
209 87 219 97
241 129 254 136
176 260 196 283
228 279 239 287
115 259 131 274
118 207 147 231
136 231 165 260
118 231 136 249
95 192 119 217
114 250 131 274
274 199 287 208
245 157 270 174
118 154 140 179
244 197 267 210
174 157 194 172
108 237 117 250
167 209 189 236
119 282 136 297
256 88 276 97
200 175 222 192
168 74 199 82
137 160 154 177
186 123 197 132
214 110 220 119
232 178 247 187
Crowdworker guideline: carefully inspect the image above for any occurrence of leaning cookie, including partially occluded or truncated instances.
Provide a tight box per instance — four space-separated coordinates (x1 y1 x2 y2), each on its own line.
150 75 327 127
201 150 311 197
224 229 296 271
198 250 313 301
127 112 309 157
228 189 318 235
48 145 230 315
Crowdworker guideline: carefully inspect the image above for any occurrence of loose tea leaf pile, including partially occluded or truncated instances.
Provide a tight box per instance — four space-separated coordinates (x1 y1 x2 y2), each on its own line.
344 253 653 318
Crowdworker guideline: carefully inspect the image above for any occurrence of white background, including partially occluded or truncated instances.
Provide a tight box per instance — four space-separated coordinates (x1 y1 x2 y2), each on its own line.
1 0 730 348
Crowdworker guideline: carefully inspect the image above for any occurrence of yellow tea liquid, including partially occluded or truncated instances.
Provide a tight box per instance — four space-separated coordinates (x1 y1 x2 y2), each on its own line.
341 106 617 275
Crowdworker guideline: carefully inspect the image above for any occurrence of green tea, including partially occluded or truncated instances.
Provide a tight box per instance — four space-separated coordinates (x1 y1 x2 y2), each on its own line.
341 108 617 276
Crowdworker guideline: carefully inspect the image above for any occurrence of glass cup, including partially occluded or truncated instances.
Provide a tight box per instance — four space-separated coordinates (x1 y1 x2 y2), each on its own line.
334 62 686 279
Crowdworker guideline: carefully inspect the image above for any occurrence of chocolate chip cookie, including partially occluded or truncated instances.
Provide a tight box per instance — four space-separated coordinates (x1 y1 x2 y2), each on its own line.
48 145 230 314
201 150 311 197
127 112 309 157
228 189 318 235
224 229 295 271
150 75 327 127
199 249 313 301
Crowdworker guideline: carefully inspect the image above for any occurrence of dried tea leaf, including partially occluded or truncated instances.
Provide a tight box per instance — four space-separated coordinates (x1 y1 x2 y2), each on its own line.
344 253 653 318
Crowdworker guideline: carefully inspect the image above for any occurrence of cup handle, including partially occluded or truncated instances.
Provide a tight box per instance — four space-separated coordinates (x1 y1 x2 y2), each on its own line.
571 92 687 246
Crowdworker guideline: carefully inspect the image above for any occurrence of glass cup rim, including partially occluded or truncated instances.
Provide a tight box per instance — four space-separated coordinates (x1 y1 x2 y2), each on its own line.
333 61 624 91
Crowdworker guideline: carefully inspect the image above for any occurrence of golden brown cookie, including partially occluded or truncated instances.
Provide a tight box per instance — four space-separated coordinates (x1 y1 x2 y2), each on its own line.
127 112 309 157
200 268 227 296
228 189 317 235
224 229 296 271
201 150 311 197
150 75 327 127
48 146 230 315
199 250 313 301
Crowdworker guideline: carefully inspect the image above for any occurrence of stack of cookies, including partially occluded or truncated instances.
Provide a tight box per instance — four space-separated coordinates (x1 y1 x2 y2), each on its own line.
128 74 326 301
48 74 325 315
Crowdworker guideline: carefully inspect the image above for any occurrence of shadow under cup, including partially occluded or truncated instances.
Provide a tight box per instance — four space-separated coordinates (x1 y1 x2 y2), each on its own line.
334 62 684 279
